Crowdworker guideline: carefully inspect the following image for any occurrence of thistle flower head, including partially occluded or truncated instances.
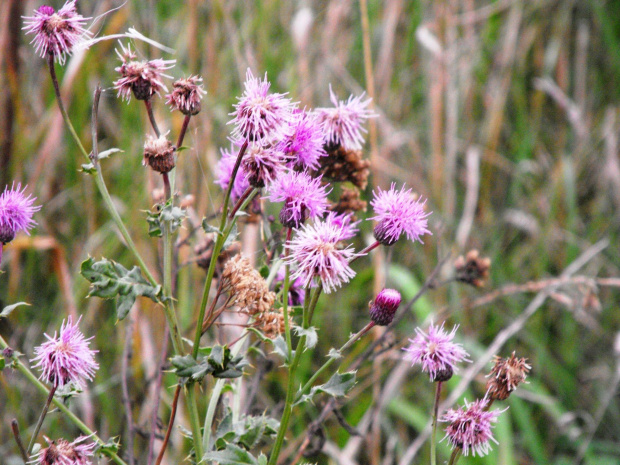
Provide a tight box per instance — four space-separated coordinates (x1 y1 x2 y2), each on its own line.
454 249 492 288
486 352 531 401
35 435 96 465
441 398 505 457
278 110 326 170
166 75 206 115
267 170 330 228
370 183 431 246
229 69 297 144
323 211 360 241
23 1 91 65
285 219 361 293
314 84 376 150
221 255 275 316
0 183 41 245
143 134 175 173
369 288 401 326
32 316 99 389
241 143 287 188
113 42 175 101
215 144 252 203
403 322 470 382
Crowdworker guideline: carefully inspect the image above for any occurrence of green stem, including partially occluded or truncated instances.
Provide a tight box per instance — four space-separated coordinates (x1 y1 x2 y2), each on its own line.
185 385 204 461
431 381 443 465
282 228 293 358
0 335 128 465
447 448 462 465
193 141 248 359
27 384 57 456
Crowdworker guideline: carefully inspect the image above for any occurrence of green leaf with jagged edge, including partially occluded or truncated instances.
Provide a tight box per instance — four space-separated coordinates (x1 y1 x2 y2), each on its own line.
202 444 260 465
270 335 290 363
223 223 239 249
145 200 186 237
0 302 30 319
213 407 279 451
202 218 222 235
94 437 121 455
295 371 357 406
171 345 247 382
80 257 161 320
80 148 123 174
295 326 318 349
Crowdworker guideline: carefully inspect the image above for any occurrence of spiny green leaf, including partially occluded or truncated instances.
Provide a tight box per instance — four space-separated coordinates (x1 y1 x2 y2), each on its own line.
295 326 318 349
296 371 357 405
80 148 122 174
0 302 30 319
202 218 222 235
146 200 186 237
80 257 161 320
202 444 259 465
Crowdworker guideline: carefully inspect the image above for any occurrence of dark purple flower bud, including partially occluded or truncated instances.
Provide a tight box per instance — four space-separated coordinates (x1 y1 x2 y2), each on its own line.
369 288 401 326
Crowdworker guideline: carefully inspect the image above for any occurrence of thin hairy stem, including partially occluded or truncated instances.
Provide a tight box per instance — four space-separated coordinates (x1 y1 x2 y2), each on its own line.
185 385 204 460
11 419 28 464
447 448 461 465
228 186 256 219
282 228 293 358
354 240 381 261
144 98 161 137
147 324 170 465
154 384 181 465
176 114 191 148
121 317 135 465
431 381 443 465
27 384 57 456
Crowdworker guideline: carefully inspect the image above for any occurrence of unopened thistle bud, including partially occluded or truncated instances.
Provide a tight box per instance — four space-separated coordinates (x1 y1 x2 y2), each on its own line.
143 135 176 174
369 288 401 326
486 352 531 401
454 250 491 288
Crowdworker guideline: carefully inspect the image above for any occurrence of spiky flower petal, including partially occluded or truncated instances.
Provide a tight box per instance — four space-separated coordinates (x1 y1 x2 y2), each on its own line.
241 144 287 188
403 322 470 382
229 69 297 144
34 435 96 465
23 1 91 65
267 170 330 228
166 75 206 115
113 42 175 101
441 398 505 457
279 110 326 170
215 144 251 203
0 183 41 245
486 352 531 401
285 219 360 293
32 316 99 389
323 211 360 241
314 85 376 150
369 183 431 246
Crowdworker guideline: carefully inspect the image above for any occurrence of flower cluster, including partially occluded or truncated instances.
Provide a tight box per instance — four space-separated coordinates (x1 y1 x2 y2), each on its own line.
32 316 99 390
23 1 91 65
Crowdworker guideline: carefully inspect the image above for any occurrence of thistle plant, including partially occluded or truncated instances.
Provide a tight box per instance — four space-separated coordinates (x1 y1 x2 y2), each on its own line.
0 3 542 465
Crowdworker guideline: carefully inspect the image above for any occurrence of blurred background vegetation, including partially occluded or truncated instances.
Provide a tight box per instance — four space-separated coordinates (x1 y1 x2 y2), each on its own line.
1 0 620 464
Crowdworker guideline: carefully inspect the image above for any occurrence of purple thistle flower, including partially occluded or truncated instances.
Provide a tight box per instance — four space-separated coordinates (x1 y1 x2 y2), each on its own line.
369 183 431 246
369 288 401 326
23 1 91 65
35 435 96 465
314 84 377 150
241 143 287 189
323 211 360 241
285 219 360 293
32 316 99 390
165 75 207 115
441 398 506 457
278 110 326 170
403 322 470 382
113 42 175 102
229 69 297 145
215 144 251 203
0 183 41 245
267 170 330 228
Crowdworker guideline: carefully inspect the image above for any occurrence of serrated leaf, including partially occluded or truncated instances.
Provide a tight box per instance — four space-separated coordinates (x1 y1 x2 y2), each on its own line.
271 336 290 363
295 326 318 349
327 348 343 360
0 302 30 319
95 437 121 455
316 371 356 397
202 218 222 235
80 148 122 173
171 346 246 382
223 224 239 250
80 257 161 320
257 454 267 465
203 444 259 465
146 201 186 237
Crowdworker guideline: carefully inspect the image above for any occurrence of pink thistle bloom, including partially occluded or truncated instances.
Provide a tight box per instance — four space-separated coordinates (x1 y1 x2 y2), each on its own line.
34 435 96 465
229 69 297 145
279 110 326 170
403 322 470 382
285 219 360 293
266 170 330 228
0 183 41 245
215 144 251 203
323 211 359 241
23 1 91 65
369 288 401 326
441 398 506 457
369 183 431 246
113 42 175 102
32 316 99 390
241 143 287 189
165 75 207 115
314 84 377 150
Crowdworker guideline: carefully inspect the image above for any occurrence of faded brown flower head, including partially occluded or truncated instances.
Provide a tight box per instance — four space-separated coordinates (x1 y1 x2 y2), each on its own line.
221 255 275 316
143 135 175 174
318 146 371 190
454 250 491 288
486 352 531 401
166 75 206 115
329 187 367 219
253 309 291 339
